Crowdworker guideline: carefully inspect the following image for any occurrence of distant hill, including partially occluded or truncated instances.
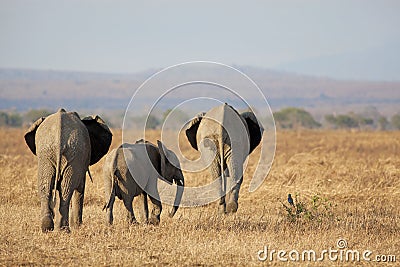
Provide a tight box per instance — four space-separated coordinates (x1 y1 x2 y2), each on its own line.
0 67 399 117
277 42 400 81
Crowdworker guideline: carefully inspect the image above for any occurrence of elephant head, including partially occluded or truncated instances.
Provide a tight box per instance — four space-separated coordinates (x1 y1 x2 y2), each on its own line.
157 140 184 217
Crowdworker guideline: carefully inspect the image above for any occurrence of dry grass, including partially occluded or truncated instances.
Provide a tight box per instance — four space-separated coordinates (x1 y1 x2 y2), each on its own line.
0 128 399 266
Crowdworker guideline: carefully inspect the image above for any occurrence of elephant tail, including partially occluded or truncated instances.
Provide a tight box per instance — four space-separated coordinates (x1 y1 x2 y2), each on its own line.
51 142 62 209
218 138 226 193
103 181 116 211
103 154 119 211
87 168 93 183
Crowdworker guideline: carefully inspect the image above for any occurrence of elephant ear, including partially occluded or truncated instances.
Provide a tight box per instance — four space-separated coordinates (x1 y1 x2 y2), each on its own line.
81 115 113 165
157 140 178 180
241 111 264 154
24 117 46 155
185 112 205 150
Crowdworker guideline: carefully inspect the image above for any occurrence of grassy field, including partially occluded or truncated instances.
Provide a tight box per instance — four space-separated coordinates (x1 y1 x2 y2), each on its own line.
0 128 399 266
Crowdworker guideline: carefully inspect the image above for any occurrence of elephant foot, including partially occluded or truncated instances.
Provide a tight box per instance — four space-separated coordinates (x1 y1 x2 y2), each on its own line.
130 220 139 226
148 217 160 226
168 206 178 218
107 213 114 225
72 219 83 227
126 213 137 225
60 226 71 233
226 201 238 214
41 216 54 232
218 204 226 214
127 218 138 225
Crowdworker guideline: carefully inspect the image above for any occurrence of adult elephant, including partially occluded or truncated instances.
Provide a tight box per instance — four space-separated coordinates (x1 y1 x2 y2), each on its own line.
24 108 112 232
185 103 263 214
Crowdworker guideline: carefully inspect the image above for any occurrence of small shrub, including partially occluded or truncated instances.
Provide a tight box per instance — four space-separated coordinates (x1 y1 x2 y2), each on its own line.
280 193 338 223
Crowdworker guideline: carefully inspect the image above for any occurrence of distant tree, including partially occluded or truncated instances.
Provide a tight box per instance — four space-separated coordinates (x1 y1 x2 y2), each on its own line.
362 118 374 125
0 112 8 127
355 115 374 130
145 115 161 129
0 111 23 127
378 116 389 131
324 114 337 127
8 113 23 127
24 109 53 123
391 114 400 130
273 107 321 129
325 112 374 129
162 109 173 122
162 108 189 123
335 114 359 128
130 115 161 129
361 106 380 123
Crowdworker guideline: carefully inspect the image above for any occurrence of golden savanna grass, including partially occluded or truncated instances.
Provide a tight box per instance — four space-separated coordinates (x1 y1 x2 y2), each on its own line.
0 128 399 266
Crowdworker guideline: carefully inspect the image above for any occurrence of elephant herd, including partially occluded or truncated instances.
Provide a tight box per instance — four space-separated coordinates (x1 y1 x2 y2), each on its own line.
24 104 263 232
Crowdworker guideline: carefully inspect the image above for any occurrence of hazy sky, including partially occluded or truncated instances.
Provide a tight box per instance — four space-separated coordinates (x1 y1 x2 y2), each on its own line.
1 0 399 80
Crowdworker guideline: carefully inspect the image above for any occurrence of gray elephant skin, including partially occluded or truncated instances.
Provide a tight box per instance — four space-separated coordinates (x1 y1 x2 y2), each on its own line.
186 103 263 214
103 139 184 225
24 108 112 232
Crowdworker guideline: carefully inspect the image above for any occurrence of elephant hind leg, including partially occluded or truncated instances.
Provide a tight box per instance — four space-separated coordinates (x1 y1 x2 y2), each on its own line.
218 196 226 214
134 192 149 223
106 195 115 225
226 177 243 214
123 196 137 224
225 155 244 214
202 147 226 214
218 169 230 214
58 167 74 232
71 176 86 227
41 216 54 233
148 196 162 225
37 158 56 232
59 191 73 232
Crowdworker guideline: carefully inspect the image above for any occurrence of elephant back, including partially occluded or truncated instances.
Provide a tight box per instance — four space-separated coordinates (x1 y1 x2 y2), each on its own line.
35 110 91 164
201 104 250 152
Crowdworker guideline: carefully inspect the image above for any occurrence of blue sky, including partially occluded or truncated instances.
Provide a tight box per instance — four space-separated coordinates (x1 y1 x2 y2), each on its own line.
1 0 399 80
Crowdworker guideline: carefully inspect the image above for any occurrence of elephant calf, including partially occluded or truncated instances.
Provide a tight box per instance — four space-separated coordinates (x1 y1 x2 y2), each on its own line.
103 139 184 225
24 108 112 232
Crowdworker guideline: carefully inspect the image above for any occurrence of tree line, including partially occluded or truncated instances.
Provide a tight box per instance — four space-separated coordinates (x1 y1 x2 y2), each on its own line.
0 109 53 127
1 108 400 130
273 107 400 130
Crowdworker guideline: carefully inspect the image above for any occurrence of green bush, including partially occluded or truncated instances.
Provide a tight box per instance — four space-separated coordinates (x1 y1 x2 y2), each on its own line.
273 107 321 129
325 113 374 129
335 114 359 128
0 111 23 127
392 114 400 130
377 116 389 130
